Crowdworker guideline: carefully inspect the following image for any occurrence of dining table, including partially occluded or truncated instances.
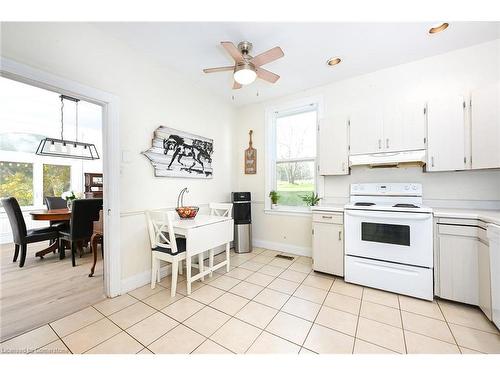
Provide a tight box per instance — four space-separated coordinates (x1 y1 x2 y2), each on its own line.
29 208 71 258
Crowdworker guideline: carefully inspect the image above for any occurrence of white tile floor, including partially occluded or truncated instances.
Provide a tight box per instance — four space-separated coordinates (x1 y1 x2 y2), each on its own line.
2 247 500 354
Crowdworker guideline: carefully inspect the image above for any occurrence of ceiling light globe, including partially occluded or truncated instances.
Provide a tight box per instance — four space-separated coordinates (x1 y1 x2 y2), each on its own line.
234 62 257 85
234 68 257 85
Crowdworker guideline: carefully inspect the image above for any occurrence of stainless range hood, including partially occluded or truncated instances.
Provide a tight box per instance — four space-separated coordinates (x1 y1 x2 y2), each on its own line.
349 150 426 168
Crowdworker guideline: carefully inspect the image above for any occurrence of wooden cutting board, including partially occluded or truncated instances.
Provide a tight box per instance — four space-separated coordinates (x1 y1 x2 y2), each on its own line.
245 130 257 174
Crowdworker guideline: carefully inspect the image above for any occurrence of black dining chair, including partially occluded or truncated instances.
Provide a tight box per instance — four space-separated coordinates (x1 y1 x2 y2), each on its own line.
1 197 60 268
45 196 69 247
59 198 103 267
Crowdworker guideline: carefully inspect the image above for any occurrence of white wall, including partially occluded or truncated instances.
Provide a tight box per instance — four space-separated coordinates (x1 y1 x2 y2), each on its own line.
235 39 500 255
1 22 236 283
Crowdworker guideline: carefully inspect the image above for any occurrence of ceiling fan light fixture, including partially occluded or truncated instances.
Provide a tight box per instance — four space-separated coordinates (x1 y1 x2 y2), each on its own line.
327 57 342 66
234 61 257 85
429 22 449 34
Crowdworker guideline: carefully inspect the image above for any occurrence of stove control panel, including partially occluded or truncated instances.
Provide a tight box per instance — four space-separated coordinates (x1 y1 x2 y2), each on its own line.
351 183 422 196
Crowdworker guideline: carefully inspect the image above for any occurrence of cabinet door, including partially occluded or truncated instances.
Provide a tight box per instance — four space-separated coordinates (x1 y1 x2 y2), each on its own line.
383 101 426 152
478 240 492 320
427 95 466 171
471 82 500 170
349 102 383 155
438 232 479 305
312 222 344 276
318 115 349 175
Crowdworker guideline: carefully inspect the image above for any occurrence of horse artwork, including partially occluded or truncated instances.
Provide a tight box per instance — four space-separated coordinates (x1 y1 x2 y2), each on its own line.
142 126 214 178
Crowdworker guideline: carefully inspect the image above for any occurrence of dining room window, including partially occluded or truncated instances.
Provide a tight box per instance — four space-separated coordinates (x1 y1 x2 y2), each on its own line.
269 103 318 207
0 161 34 207
43 164 71 198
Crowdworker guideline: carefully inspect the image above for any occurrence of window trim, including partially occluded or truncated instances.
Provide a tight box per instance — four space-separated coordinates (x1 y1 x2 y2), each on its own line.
265 96 324 213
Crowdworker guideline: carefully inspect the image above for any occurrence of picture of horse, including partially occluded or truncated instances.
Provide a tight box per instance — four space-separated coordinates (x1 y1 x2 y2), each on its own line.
142 126 214 178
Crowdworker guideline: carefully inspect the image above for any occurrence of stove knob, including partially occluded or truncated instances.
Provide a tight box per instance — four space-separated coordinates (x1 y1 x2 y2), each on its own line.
405 185 410 190
412 185 417 190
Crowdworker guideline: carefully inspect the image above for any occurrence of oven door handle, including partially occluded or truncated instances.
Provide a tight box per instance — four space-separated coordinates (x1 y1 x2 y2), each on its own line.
345 210 431 221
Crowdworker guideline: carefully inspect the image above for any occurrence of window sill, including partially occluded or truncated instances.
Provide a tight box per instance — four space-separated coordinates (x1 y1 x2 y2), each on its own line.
264 206 312 217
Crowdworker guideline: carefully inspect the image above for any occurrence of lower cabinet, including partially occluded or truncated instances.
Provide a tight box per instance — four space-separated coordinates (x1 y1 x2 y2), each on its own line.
312 212 344 276
436 218 491 316
478 240 492 320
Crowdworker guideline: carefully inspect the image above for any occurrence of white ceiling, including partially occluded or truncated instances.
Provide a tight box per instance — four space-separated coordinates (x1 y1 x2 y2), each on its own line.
93 22 500 106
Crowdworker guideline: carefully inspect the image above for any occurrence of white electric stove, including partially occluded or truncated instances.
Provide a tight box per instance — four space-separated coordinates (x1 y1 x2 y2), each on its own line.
344 183 434 300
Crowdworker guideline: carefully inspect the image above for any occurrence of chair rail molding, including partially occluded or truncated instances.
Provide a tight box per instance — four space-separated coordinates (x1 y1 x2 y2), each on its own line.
1 57 122 297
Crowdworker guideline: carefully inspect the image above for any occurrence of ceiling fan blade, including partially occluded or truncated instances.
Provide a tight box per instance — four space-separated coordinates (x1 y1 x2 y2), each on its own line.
232 81 242 90
203 66 234 73
221 41 243 63
256 67 280 83
251 46 284 67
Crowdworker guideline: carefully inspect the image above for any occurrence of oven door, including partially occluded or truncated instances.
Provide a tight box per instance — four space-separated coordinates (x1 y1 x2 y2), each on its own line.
344 209 433 267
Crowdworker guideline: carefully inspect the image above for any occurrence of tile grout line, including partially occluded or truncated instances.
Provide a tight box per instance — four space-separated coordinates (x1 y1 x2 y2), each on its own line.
298 273 335 353
351 282 365 354
397 295 408 354
243 260 314 353
46 323 73 354
436 298 467 354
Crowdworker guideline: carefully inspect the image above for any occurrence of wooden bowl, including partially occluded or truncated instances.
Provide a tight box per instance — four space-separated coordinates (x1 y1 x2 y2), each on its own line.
175 206 199 219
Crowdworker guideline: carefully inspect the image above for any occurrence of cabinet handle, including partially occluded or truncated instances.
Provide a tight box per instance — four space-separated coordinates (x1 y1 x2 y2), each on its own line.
341 162 345 172
386 138 389 148
338 231 342 241
431 156 435 167
322 215 333 219
378 139 382 149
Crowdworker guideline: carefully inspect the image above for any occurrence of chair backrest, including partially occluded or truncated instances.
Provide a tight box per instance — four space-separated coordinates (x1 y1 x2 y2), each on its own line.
209 202 233 218
45 196 67 210
1 197 27 244
145 210 179 254
70 198 103 240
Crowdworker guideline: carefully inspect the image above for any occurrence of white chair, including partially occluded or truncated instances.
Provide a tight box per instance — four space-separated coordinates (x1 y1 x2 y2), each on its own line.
208 203 233 275
146 210 186 297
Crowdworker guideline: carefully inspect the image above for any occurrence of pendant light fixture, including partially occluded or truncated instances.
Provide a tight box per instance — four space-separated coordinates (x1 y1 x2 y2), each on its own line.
35 95 100 160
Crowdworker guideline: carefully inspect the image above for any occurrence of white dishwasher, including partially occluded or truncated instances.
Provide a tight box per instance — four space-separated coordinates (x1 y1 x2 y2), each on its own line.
487 224 500 329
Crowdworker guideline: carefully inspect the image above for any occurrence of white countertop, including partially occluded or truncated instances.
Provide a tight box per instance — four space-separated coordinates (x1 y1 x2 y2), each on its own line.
311 205 345 213
432 208 500 226
312 205 500 226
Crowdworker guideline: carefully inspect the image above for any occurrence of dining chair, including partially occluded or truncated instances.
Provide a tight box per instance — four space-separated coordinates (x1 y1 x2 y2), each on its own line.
146 210 186 297
58 198 103 267
45 196 69 247
1 197 60 268
208 202 233 275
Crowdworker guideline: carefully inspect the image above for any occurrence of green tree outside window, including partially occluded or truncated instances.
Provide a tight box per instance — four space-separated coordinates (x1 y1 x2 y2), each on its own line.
43 164 71 198
0 161 34 206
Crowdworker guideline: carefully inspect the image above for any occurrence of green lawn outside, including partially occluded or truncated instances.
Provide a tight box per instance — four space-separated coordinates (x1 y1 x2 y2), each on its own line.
277 180 314 206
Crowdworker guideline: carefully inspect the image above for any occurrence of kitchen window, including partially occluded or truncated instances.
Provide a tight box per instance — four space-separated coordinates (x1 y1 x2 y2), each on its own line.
266 98 321 211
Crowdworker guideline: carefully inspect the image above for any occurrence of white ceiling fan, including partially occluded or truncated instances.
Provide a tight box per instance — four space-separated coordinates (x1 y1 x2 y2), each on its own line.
203 41 284 89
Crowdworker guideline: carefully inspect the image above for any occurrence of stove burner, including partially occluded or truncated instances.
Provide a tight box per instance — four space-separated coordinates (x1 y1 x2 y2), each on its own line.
393 203 420 208
354 202 375 206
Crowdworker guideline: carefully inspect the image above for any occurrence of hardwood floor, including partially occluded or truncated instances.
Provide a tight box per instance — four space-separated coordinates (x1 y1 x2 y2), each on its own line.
0 240 105 342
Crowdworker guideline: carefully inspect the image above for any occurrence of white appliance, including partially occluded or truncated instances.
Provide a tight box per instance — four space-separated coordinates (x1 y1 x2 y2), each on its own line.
487 224 500 329
344 183 434 300
349 150 426 168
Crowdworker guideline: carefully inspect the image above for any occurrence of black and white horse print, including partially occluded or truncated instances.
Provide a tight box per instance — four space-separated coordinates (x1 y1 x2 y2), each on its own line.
163 135 213 175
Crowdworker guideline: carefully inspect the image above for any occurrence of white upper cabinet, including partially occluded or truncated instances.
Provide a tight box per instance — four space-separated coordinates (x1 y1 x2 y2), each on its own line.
383 101 426 152
349 99 425 155
471 82 500 170
426 95 466 172
349 101 383 155
318 114 349 175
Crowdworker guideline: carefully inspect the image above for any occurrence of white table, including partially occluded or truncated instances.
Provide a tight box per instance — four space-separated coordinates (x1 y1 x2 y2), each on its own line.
171 214 234 294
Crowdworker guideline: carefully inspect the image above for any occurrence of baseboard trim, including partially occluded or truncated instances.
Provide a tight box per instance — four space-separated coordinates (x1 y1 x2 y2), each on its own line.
253 239 311 257
121 264 172 294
